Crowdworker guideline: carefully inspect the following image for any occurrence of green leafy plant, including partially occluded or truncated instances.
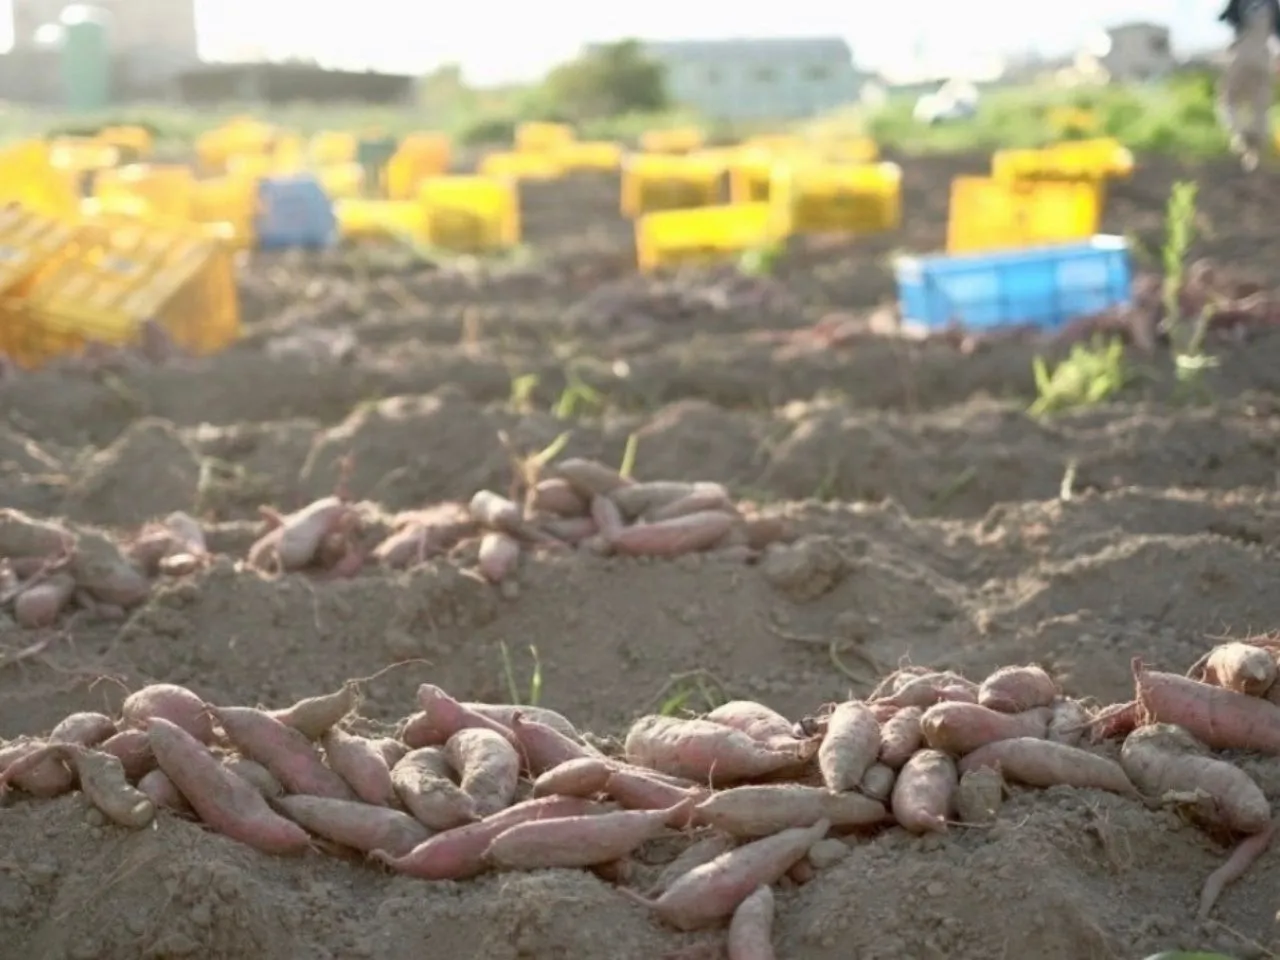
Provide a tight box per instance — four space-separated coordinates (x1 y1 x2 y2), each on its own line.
1029 336 1130 417
498 641 543 706
737 241 783 277
1159 180 1217 402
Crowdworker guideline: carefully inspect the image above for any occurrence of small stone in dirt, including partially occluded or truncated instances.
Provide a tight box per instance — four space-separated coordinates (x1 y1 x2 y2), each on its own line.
761 535 849 603
956 766 1004 825
807 838 849 869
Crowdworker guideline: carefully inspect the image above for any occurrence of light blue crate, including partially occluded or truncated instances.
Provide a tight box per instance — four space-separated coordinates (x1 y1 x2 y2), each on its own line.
894 236 1133 330
255 175 338 251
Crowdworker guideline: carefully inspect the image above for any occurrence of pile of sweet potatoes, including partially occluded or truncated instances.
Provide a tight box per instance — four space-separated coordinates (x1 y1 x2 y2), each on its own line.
3 640 1279 955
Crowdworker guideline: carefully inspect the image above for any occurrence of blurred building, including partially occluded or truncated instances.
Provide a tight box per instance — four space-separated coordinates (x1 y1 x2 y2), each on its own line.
637 37 863 122
1077 21 1176 81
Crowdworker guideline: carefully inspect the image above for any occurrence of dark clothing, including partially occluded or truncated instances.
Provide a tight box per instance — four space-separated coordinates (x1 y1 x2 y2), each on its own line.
1219 0 1280 38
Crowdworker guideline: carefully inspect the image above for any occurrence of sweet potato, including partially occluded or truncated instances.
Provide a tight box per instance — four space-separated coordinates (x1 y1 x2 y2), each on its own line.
590 494 625 541
223 757 284 799
477 532 520 582
412 684 519 746
14 572 75 627
647 832 738 898
609 481 697 519
647 484 734 523
920 702 1052 756
61 744 154 828
372 795 603 880
622 819 830 931
1133 658 1280 754
1119 723 1270 833
818 701 881 792
264 495 352 571
138 769 193 814
1047 699 1089 747
122 683 214 744
1199 824 1275 921
484 800 691 870
604 765 709 814
148 717 310 855
1189 642 1277 697
977 665 1059 713
878 706 923 769
959 738 1137 797
468 490 529 537
370 738 408 768
99 729 155 780
704 701 794 743
391 747 477 830
553 458 633 499
859 763 896 803
510 712 596 775
212 706 356 801
610 511 735 558
50 712 116 748
464 703 585 743
693 784 885 838
270 683 359 740
624 715 816 785
875 672 980 710
727 884 776 960
445 727 520 817
0 736 72 798
532 757 613 798
275 795 431 857
539 516 597 545
322 727 396 806
528 478 587 517
955 766 1004 824
891 749 957 834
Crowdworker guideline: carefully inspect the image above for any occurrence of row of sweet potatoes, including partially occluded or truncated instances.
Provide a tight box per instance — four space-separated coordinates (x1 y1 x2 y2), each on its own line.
3 642 1280 957
0 455 789 628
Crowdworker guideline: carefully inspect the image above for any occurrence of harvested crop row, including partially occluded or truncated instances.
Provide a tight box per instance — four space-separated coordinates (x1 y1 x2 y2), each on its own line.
1 457 791 628
3 640 1279 952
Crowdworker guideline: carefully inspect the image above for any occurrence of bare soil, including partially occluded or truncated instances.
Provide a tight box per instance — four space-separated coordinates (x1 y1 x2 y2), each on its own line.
1 153 1279 960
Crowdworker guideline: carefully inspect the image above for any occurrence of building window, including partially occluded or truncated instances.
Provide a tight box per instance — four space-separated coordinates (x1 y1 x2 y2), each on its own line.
754 67 777 83
805 65 831 81
1149 34 1169 54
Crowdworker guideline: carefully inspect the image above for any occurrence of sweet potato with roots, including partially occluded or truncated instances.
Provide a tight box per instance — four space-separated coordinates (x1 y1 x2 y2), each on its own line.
1047 699 1089 747
322 728 396 806
528 478 587 517
99 729 155 780
122 683 214 744
223 757 285 799
552 458 632 499
0 739 71 797
138 769 193 814
250 495 355 573
484 800 692 871
270 683 360 740
920 702 1052 756
477 532 520 582
647 484 734 523
0 743 155 826
14 572 75 627
50 712 116 748
977 665 1059 713
878 706 923 769
693 784 885 838
275 795 431 857
371 795 604 880
727 884 776 960
891 749 957 835
624 715 816 785
532 757 613 798
859 763 896 803
1119 723 1270 834
590 495 625 542
464 702 585 743
610 511 735 558
1188 642 1277 697
408 684 519 747
959 738 1137 798
391 747 477 830
818 701 881 792
212 706 357 801
604 765 709 814
445 727 520 817
147 717 310 855
1133 658 1280 754
647 832 738 898
704 701 794 743
510 712 597 774
621 819 830 931
874 672 979 710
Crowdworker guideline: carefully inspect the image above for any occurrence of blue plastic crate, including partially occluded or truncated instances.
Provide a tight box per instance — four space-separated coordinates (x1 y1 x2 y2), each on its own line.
894 235 1132 330
254 175 338 251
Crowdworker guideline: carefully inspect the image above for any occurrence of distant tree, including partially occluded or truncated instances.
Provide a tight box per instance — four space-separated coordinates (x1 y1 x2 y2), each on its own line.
539 40 668 119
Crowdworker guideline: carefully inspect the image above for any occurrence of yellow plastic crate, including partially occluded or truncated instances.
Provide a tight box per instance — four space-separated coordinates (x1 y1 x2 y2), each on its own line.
775 162 902 235
273 135 305 173
189 176 258 247
226 153 275 179
819 137 879 164
196 120 276 174
621 154 723 217
309 131 358 166
635 202 788 272
0 208 84 366
9 217 239 367
334 199 425 240
555 141 623 171
98 125 153 161
419 176 519 252
0 142 79 216
49 137 120 172
728 150 779 204
993 139 1133 183
316 163 365 199
946 176 1100 255
94 164 196 220
639 127 704 154
516 122 575 154
743 134 806 155
386 134 452 200
479 151 561 180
